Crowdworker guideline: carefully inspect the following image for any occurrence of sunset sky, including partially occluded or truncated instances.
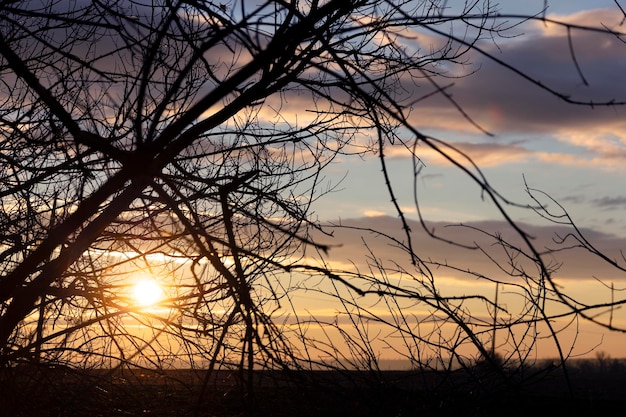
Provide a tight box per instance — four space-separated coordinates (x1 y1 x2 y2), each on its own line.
11 0 625 367
89 0 626 365
283 1 626 360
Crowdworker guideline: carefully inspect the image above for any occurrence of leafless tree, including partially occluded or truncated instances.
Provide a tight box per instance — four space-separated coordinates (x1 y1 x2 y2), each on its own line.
1 0 625 415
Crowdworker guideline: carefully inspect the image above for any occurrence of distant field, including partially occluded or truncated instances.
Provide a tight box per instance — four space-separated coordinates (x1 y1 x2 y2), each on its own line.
1 361 625 416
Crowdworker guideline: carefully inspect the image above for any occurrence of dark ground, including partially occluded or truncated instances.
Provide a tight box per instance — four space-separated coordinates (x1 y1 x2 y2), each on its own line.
1 361 625 417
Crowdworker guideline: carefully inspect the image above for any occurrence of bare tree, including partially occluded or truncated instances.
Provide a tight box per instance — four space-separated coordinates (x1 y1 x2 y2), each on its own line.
1 0 625 415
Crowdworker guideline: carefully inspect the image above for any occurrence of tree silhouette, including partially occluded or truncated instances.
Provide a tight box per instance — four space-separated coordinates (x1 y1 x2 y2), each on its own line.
1 0 625 415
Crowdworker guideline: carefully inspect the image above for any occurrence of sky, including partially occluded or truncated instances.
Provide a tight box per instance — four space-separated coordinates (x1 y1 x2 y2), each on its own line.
286 1 626 360
17 0 625 367
61 0 625 365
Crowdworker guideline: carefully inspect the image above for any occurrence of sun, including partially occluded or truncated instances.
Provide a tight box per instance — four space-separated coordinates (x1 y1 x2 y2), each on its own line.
132 277 164 307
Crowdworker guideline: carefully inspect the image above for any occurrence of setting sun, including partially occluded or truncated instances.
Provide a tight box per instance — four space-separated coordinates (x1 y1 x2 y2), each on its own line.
132 277 164 307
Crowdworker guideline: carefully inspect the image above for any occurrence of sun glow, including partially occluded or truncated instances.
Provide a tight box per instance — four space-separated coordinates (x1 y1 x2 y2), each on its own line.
132 277 164 307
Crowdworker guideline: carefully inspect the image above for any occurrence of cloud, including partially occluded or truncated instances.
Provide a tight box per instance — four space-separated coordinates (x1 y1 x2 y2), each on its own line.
184 6 626 143
318 215 626 283
339 8 626 171
540 8 626 36
591 196 626 210
363 210 388 217
412 140 534 167
201 6 626 173
407 8 626 135
383 135 626 171
551 130 626 164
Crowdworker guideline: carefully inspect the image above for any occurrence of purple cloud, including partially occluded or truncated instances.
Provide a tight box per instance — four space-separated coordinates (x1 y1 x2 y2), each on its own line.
319 215 626 282
408 9 626 134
